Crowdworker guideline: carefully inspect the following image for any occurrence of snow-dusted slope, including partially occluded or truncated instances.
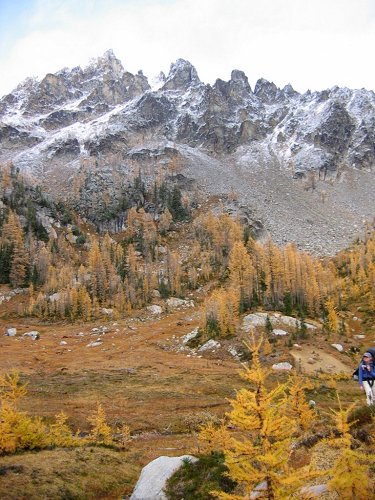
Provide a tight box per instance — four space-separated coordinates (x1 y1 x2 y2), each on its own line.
1 51 374 254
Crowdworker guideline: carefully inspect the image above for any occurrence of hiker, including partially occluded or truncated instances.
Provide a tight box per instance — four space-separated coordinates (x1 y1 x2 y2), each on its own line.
358 351 375 406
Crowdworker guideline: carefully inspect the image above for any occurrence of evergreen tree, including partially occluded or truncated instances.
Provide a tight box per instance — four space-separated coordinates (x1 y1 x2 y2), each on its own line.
200 335 318 498
327 397 372 499
169 186 188 221
325 298 338 335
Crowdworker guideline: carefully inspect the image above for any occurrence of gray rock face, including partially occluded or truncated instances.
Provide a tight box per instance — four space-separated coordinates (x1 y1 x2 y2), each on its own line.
162 59 200 91
254 78 280 104
130 455 198 500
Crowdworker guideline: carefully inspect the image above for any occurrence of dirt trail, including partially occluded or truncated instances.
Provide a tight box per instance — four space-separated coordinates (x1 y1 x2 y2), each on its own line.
290 346 352 375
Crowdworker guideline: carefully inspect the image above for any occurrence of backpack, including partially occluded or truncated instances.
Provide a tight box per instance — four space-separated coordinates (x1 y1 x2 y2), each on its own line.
352 347 375 380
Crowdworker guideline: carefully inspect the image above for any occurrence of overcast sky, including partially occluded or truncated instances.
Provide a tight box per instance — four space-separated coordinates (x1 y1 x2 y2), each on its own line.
0 0 374 97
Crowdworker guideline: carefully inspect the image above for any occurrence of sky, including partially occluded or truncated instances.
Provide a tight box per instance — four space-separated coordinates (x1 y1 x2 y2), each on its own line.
0 0 374 97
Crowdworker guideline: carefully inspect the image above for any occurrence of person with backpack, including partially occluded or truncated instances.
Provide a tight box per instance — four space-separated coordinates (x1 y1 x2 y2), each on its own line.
358 350 375 406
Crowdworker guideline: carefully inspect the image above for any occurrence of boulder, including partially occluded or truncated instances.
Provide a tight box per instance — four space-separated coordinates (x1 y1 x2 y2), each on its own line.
5 328 16 337
198 339 221 352
300 484 328 496
182 327 199 344
273 329 288 336
87 341 103 347
272 362 293 371
228 346 240 360
130 455 197 500
49 292 61 303
101 308 113 315
250 481 267 499
243 313 316 331
277 315 316 329
243 313 268 329
166 297 194 309
331 343 344 352
147 305 163 315
23 331 40 340
91 326 108 334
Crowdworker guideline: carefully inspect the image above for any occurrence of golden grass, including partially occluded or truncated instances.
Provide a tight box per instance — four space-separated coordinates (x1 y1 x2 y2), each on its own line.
0 447 139 499
0 307 369 497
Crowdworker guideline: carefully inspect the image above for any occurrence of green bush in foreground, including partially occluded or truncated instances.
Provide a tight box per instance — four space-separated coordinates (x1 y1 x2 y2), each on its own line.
165 452 236 500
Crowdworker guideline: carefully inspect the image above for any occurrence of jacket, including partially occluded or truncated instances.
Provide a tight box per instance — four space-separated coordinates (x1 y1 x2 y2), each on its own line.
358 359 375 386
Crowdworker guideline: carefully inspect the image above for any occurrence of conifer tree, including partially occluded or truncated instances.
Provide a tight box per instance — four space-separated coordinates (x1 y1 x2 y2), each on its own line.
2 211 29 287
263 338 273 356
0 372 48 453
326 397 372 499
159 208 173 234
325 298 338 335
287 373 316 433
228 241 253 311
48 411 78 447
88 403 113 445
200 335 317 498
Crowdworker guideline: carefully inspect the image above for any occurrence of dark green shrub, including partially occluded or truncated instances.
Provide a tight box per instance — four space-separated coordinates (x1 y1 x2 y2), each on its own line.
165 452 236 500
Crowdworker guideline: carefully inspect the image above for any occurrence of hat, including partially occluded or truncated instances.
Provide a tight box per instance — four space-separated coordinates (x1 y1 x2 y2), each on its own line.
363 352 373 358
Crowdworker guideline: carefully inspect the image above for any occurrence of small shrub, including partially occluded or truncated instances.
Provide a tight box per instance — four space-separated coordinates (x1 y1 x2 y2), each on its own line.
87 403 113 445
165 452 236 500
76 234 86 245
183 411 221 433
347 405 375 427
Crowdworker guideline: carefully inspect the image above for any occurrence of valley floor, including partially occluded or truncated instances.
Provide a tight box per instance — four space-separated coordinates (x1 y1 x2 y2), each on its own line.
0 306 370 498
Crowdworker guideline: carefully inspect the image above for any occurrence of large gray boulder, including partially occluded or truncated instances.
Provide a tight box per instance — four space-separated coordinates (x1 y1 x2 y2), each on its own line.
130 455 197 500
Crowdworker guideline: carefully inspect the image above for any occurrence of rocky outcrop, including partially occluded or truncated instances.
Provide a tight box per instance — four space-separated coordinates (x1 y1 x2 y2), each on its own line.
130 455 198 500
162 59 200 91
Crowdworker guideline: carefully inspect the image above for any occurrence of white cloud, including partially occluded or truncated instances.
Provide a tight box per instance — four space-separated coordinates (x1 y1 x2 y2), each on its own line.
1 0 375 96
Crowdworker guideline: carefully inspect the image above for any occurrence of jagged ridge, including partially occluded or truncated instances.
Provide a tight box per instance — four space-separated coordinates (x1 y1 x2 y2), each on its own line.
1 51 375 254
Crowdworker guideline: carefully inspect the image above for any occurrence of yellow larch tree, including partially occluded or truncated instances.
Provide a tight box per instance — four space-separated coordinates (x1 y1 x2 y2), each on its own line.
264 239 284 306
2 211 29 287
88 240 108 302
287 373 316 433
228 240 253 311
325 298 338 335
166 250 182 296
48 411 80 447
201 288 239 337
159 208 173 234
201 335 318 499
88 403 113 445
326 397 373 499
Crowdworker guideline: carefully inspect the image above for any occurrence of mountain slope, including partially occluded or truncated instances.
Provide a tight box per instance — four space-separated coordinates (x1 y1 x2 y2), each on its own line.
1 51 375 254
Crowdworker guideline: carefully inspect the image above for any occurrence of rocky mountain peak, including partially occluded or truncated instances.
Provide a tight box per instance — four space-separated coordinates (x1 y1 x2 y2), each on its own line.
230 70 252 94
254 78 279 103
151 72 167 90
282 83 298 99
162 59 200 91
88 49 125 79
